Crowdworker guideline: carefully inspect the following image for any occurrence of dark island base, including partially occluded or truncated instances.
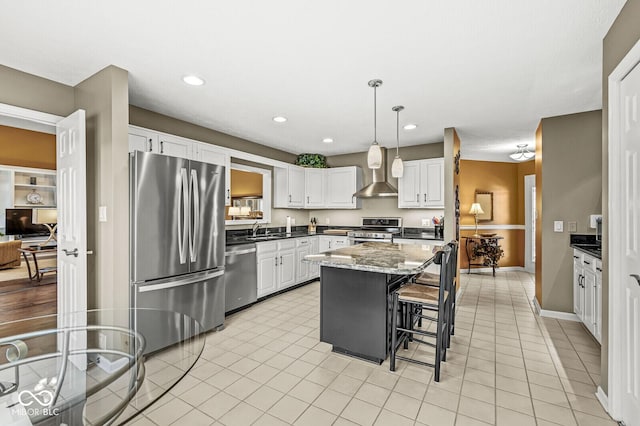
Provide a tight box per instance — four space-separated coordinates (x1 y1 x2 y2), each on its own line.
319 266 407 364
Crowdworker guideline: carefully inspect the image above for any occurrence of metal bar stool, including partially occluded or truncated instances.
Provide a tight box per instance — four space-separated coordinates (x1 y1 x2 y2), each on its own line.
390 245 452 382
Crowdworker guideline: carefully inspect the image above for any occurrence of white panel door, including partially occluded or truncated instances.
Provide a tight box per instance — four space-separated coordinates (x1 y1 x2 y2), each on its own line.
422 158 444 208
304 168 325 208
398 161 420 208
278 249 296 289
158 135 193 158
128 127 158 153
257 253 277 297
325 167 357 208
57 109 87 370
196 144 231 205
620 61 640 424
288 166 305 207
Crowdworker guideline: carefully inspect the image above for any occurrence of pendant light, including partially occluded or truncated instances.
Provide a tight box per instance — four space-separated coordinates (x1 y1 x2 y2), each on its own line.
391 105 404 178
367 79 383 169
509 144 535 161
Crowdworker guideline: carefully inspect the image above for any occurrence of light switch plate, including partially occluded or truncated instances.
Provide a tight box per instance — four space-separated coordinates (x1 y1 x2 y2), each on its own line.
554 221 563 232
99 206 107 222
568 221 577 233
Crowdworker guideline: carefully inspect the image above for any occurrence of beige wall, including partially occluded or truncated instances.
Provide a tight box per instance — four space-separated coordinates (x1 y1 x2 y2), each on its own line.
0 65 75 117
308 143 445 227
74 66 130 311
130 106 297 163
458 159 534 268
601 0 640 395
538 110 602 313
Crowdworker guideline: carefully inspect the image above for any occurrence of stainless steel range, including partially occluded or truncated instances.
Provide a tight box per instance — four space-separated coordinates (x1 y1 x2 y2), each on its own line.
347 217 402 244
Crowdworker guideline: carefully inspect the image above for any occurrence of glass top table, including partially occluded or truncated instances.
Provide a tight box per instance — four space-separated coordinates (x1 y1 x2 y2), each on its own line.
0 309 205 425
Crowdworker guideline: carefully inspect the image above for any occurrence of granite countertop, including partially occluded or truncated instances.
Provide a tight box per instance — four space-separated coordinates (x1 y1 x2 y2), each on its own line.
570 244 602 259
304 241 443 274
569 234 601 259
226 231 318 246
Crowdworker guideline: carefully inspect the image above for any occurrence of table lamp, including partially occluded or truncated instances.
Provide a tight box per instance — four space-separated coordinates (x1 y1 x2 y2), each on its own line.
469 203 484 237
32 208 57 246
228 206 241 219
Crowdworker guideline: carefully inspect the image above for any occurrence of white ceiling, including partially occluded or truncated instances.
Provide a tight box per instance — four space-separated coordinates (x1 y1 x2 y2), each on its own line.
0 0 626 161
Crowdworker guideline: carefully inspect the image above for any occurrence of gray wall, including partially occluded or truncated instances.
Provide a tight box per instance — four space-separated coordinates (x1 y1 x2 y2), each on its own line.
308 143 445 227
74 66 130 311
0 65 75 116
540 110 602 312
601 0 640 395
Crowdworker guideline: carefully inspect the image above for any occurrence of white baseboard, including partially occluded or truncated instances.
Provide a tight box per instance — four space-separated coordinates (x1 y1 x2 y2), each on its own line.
463 266 525 274
595 386 609 414
533 297 581 322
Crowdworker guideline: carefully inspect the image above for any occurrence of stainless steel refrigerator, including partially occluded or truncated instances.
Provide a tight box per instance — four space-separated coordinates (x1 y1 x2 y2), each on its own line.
130 150 225 353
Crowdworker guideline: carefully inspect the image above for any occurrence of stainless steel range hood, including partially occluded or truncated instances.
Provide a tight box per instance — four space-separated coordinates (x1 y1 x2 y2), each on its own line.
353 147 398 198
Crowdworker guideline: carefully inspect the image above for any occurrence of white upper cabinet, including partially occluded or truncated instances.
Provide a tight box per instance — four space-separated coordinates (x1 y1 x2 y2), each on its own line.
398 158 444 209
128 127 159 153
194 144 232 206
397 161 421 208
325 167 362 209
304 168 325 208
157 134 193 159
274 165 305 208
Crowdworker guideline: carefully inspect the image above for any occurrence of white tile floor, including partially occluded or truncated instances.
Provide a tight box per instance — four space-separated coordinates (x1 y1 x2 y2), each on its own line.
124 271 616 426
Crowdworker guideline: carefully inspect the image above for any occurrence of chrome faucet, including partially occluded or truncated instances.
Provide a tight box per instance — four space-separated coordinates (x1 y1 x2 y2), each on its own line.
252 221 262 237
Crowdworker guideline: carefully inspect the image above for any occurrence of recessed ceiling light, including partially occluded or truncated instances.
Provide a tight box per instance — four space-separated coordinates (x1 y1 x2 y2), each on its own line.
403 124 417 130
322 138 334 143
272 116 287 123
182 75 205 86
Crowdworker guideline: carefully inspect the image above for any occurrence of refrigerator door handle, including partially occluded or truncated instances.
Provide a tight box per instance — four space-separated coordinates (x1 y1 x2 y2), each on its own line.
190 169 199 263
178 167 189 264
136 269 224 293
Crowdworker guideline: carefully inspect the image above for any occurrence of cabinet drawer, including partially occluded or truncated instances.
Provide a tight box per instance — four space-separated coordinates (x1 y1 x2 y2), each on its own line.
256 241 278 254
582 253 597 272
296 238 310 247
278 240 296 250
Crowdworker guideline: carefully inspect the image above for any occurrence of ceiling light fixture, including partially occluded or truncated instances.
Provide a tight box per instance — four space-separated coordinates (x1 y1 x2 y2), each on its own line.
182 75 205 86
391 105 404 178
509 144 535 161
367 79 383 169
322 138 334 143
272 116 287 123
403 124 417 130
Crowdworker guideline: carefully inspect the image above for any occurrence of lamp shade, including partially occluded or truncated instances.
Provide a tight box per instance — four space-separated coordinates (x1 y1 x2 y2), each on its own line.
469 203 484 215
367 143 382 169
391 156 404 178
32 208 57 224
228 207 241 216
239 206 251 216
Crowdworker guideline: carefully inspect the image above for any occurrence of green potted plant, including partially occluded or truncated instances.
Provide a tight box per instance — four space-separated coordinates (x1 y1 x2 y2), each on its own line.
295 154 328 168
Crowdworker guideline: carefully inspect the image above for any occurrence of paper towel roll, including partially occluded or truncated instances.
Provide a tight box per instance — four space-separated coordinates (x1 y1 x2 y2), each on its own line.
286 216 292 235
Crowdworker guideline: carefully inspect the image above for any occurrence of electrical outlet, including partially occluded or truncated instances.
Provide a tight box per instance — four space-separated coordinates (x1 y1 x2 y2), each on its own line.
554 221 563 232
421 219 429 226
568 221 577 233
325 217 330 225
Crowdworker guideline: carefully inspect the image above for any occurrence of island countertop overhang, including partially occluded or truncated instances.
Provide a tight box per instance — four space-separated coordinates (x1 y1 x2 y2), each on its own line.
304 241 442 275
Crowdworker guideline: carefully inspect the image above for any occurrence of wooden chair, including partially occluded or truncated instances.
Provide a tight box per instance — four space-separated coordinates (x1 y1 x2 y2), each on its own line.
390 245 453 381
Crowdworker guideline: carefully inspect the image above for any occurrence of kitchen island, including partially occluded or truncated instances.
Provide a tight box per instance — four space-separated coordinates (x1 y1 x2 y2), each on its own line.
305 242 441 363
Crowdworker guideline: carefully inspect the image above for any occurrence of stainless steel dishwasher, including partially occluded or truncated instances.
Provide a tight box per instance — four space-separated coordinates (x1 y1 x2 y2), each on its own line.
224 243 257 313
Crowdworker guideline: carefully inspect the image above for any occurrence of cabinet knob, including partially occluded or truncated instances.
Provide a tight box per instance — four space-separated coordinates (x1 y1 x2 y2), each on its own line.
289 194 292 202
280 256 283 265
416 194 419 202
424 194 427 202
148 138 153 152
584 260 591 265
307 196 310 203
275 257 278 267
160 140 164 154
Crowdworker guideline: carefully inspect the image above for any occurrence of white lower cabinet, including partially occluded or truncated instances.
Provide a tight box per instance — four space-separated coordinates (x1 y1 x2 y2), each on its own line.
257 236 320 298
572 249 601 343
309 237 320 278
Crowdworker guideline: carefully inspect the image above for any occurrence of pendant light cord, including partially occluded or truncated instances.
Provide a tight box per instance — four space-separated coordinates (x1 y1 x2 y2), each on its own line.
396 108 400 156
373 85 377 143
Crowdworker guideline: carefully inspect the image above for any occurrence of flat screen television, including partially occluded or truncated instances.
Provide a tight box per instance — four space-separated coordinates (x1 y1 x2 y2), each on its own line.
5 209 49 236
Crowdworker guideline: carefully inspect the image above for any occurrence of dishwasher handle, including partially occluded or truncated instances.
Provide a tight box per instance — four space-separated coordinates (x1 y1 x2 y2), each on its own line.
225 248 257 256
